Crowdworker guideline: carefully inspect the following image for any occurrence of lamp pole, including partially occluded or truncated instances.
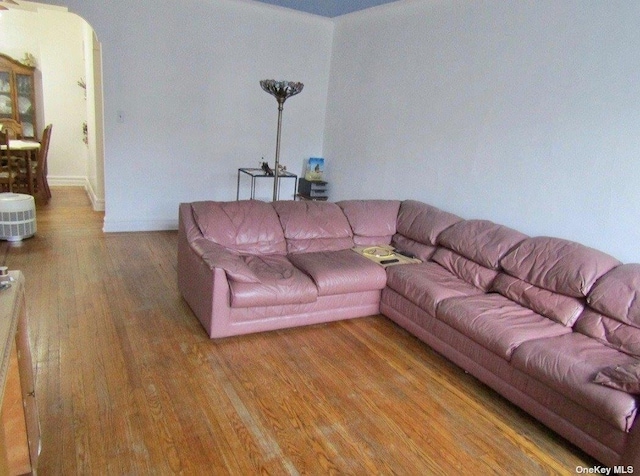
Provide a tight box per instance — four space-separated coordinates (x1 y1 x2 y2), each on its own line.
273 98 285 201
260 80 304 201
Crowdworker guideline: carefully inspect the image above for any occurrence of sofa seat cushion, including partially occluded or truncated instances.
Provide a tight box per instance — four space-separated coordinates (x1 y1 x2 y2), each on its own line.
229 255 318 308
436 294 572 360
386 262 483 316
511 333 639 432
289 249 387 296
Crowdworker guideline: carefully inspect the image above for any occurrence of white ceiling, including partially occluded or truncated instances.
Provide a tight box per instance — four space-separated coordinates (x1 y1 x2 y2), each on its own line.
252 0 401 17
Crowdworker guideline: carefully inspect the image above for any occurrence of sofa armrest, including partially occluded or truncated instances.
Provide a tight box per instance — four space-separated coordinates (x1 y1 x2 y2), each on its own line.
621 415 640 467
178 207 233 337
191 238 259 283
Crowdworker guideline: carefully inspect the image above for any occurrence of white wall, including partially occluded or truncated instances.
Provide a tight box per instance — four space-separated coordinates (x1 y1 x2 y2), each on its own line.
0 6 90 186
326 0 640 263
32 0 640 263
36 0 334 231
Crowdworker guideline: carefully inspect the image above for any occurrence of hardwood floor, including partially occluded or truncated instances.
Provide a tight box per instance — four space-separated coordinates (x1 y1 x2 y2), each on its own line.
2 187 596 474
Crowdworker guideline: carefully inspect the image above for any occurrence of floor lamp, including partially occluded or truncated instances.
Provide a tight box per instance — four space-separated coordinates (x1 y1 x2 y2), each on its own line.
260 80 304 201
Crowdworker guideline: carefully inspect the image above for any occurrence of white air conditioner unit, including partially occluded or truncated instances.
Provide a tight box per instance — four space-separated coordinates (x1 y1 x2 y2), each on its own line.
0 193 36 242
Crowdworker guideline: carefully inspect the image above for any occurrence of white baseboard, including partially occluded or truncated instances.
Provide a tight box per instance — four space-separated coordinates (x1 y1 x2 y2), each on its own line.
48 176 86 187
49 176 178 232
102 218 178 233
48 176 105 212
84 180 105 212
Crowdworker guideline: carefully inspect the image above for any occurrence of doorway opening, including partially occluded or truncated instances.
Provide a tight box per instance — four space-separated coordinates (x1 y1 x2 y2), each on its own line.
0 2 105 211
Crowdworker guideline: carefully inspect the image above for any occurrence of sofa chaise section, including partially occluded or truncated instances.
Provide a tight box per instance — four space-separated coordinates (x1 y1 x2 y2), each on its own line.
381 218 640 467
385 229 639 467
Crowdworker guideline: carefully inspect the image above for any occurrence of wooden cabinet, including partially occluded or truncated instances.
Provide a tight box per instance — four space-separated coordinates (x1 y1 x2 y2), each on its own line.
0 54 38 139
0 271 40 475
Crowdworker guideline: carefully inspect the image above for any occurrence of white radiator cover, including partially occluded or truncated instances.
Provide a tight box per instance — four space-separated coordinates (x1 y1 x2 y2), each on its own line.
0 193 36 241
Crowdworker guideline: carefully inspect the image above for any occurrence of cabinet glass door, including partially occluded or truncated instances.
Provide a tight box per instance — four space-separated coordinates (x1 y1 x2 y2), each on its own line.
0 54 38 139
16 74 34 138
0 71 12 120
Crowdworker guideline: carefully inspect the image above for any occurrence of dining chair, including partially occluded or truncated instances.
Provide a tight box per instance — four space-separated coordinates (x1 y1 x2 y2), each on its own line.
0 129 17 192
14 124 52 203
0 119 23 140
34 124 52 202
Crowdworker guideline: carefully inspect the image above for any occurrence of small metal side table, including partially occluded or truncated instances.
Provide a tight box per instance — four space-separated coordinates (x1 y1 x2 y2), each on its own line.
236 168 298 200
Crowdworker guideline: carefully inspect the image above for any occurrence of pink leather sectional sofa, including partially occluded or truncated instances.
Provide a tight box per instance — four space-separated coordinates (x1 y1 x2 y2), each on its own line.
178 198 640 468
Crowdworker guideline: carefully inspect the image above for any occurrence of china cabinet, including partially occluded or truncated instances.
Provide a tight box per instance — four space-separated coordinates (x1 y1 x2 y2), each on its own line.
0 54 37 139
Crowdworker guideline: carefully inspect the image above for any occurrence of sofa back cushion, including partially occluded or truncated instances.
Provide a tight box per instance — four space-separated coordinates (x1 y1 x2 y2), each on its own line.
437 219 527 270
574 309 640 358
491 273 584 326
273 201 354 254
499 237 621 298
431 247 498 292
575 264 640 358
337 200 401 245
587 264 640 327
392 200 461 261
191 200 286 255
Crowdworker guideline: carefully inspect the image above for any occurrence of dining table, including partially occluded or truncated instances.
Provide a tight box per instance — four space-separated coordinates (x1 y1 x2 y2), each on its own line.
0 139 40 194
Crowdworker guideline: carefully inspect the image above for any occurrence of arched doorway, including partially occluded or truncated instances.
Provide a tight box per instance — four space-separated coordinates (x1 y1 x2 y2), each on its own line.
0 2 105 210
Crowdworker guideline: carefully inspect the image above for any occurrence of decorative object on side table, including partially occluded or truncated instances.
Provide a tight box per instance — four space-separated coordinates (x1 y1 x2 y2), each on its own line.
259 79 304 201
260 160 273 176
304 157 324 181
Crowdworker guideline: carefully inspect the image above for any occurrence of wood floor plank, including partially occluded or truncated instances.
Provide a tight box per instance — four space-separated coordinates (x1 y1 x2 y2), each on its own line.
2 187 598 474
